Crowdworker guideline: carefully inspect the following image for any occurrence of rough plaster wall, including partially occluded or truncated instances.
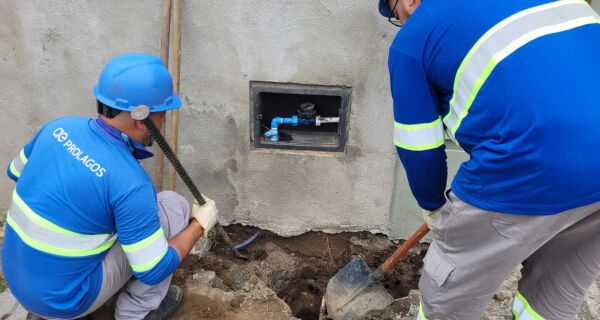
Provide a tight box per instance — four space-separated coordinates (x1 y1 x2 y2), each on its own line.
3 1 598 238
593 0 600 12
0 1 165 215
390 146 469 239
175 1 398 236
0 1 400 236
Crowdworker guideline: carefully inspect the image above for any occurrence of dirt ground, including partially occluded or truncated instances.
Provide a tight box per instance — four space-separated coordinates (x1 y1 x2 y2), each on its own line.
10 223 597 320
166 224 428 320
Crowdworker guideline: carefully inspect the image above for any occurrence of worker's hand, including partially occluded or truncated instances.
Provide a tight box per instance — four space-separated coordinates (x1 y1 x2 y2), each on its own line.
422 207 442 229
191 195 219 238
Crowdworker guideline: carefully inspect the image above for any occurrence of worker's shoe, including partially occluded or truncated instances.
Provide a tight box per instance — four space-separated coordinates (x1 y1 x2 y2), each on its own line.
144 285 184 320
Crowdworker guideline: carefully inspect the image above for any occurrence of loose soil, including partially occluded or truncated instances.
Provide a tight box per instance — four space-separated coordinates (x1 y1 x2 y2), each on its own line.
174 225 427 320
92 224 428 320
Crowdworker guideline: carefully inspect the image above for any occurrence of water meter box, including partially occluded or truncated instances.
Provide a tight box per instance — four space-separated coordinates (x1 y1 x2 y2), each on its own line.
250 82 350 152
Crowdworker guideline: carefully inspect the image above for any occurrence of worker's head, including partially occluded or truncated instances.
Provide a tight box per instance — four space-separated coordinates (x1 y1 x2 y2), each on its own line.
94 53 180 146
97 101 166 146
378 0 422 26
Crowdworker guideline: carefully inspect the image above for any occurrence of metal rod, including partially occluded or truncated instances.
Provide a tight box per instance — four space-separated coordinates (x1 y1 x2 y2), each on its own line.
142 116 249 260
167 0 182 191
155 0 172 192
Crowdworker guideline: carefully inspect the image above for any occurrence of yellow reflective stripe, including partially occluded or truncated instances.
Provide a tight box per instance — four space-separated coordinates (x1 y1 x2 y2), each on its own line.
418 302 428 320
130 247 168 273
9 149 28 178
122 228 169 273
394 118 442 130
122 228 163 252
9 161 20 178
445 0 599 138
417 301 442 320
19 149 28 165
6 214 116 257
445 0 583 126
514 291 546 320
394 140 445 151
12 190 111 238
451 15 600 136
394 118 445 151
8 191 117 256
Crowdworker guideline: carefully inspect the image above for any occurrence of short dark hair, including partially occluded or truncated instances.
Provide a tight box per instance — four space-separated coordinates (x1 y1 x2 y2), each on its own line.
97 101 121 118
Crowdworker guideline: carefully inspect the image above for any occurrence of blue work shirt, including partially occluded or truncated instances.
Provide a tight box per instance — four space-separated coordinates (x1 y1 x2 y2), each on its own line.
3 116 179 318
389 0 600 214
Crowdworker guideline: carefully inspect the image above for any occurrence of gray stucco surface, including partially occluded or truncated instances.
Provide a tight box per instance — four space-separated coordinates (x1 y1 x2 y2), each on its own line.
0 1 163 208
0 1 410 237
1 1 598 239
175 1 402 235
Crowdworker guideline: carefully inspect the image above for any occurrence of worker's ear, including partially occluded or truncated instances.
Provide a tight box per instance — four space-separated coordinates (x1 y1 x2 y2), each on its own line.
407 0 418 8
134 119 146 130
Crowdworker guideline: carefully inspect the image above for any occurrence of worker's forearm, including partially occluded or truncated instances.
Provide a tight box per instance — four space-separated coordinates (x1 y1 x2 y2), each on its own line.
168 219 204 262
397 146 447 210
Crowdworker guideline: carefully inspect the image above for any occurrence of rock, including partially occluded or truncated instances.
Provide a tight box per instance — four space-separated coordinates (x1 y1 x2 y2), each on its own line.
349 234 393 252
0 290 28 320
577 275 600 320
493 292 511 302
192 270 216 286
191 236 214 258
178 269 299 320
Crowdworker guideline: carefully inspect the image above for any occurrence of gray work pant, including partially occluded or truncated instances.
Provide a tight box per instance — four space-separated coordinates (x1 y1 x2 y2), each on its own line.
418 190 600 320
80 191 190 320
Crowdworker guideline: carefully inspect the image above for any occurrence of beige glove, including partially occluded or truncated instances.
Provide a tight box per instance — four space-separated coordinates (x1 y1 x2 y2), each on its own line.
191 195 219 237
422 207 442 229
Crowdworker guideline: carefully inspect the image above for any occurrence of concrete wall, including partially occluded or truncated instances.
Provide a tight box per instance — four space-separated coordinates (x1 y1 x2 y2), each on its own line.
0 1 163 207
0 1 406 237
172 1 400 236
1 1 598 238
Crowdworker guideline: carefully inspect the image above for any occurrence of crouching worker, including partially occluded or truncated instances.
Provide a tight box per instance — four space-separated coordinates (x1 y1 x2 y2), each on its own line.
2 53 217 320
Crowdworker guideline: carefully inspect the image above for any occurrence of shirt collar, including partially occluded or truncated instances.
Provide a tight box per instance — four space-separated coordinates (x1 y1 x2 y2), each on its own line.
94 117 154 160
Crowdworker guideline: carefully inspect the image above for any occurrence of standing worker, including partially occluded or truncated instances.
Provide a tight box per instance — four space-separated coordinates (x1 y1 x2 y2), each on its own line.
3 53 218 320
378 0 600 319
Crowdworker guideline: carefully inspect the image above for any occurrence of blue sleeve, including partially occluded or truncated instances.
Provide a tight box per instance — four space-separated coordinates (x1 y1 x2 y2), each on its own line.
389 47 447 210
6 131 42 182
6 162 18 182
113 182 179 285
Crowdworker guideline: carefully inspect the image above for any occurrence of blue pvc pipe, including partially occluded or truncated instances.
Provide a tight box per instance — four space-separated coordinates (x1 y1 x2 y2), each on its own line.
234 230 262 250
264 116 299 141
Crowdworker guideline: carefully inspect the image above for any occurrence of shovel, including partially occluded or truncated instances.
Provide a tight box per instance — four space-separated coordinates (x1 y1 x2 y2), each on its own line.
325 223 430 320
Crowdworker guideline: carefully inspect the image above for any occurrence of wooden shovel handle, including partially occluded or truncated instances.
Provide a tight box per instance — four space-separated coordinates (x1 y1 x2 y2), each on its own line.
380 223 430 273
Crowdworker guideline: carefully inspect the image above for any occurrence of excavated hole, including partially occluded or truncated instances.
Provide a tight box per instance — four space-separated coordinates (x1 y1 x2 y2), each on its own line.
173 225 427 320
89 224 427 320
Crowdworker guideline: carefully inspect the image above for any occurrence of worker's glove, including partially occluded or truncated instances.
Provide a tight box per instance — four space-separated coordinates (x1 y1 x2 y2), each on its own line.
422 207 442 229
191 195 219 238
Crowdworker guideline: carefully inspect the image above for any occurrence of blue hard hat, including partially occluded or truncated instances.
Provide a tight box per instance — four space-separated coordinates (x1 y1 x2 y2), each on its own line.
93 53 181 113
379 0 393 18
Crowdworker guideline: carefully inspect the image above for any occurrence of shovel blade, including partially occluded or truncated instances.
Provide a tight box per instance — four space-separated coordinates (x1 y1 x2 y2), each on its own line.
325 256 394 320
